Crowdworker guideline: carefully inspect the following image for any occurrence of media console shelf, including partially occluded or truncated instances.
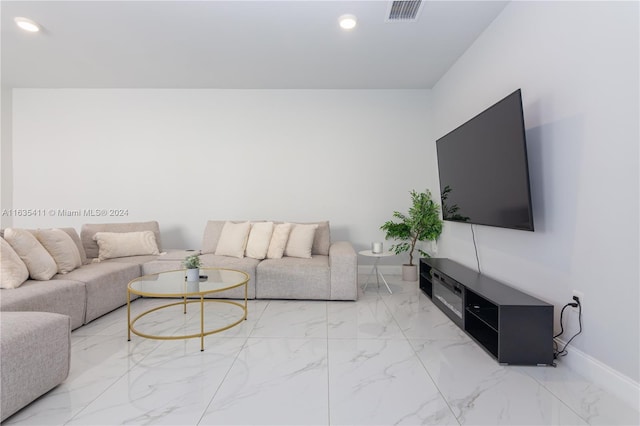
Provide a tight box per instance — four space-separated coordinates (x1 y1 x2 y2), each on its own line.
421 258 553 366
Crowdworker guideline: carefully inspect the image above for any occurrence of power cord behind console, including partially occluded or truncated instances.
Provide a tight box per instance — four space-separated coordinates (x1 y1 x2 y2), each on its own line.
553 296 582 361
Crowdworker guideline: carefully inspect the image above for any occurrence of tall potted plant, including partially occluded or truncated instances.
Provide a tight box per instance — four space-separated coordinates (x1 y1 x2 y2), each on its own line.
380 189 443 281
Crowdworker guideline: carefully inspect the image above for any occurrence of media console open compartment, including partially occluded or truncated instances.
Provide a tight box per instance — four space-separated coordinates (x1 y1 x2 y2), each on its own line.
419 259 433 297
465 289 499 358
423 258 554 366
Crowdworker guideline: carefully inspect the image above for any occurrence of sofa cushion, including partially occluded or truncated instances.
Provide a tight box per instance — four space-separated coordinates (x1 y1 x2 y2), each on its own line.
0 312 71 422
93 231 160 261
53 262 140 324
215 221 251 259
198 253 259 299
0 237 29 289
141 259 184 276
4 228 57 280
266 223 292 259
54 262 141 323
81 221 162 259
284 223 318 259
245 222 274 260
0 279 86 330
35 228 83 274
103 254 162 266
257 255 330 299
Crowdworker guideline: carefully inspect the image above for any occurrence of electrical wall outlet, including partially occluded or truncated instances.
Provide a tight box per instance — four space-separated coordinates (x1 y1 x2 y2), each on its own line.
572 290 584 311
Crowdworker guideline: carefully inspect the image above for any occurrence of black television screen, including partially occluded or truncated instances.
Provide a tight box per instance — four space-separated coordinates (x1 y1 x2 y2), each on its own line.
436 89 534 231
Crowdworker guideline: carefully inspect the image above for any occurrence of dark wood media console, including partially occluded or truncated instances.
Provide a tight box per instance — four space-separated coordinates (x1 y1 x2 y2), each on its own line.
420 258 554 365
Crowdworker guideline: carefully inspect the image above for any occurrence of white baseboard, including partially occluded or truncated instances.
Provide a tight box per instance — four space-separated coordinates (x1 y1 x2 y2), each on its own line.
554 337 639 409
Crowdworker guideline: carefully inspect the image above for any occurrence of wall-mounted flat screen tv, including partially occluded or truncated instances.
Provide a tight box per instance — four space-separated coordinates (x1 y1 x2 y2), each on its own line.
436 89 534 231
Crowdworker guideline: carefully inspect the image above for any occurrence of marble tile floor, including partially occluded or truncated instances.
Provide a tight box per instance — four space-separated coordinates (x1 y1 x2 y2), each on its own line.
4 275 639 426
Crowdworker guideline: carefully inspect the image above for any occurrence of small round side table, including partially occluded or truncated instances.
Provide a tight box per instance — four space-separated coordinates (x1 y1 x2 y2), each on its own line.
358 250 395 294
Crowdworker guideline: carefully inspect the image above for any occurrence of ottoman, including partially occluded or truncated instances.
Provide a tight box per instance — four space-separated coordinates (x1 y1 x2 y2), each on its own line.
1 312 71 422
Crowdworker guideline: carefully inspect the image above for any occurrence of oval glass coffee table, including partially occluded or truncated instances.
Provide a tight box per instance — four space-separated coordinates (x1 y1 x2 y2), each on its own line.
127 268 249 351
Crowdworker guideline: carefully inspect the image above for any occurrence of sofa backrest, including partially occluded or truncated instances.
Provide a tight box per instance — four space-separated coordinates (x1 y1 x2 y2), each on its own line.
81 221 162 259
305 220 330 256
200 220 230 254
200 220 330 256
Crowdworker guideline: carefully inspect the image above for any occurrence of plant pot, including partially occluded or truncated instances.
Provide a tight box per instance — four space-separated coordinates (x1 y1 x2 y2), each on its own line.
186 280 199 293
402 264 418 282
186 268 200 282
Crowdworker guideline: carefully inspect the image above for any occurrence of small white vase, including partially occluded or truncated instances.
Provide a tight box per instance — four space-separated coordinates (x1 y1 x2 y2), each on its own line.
186 281 199 293
186 268 200 282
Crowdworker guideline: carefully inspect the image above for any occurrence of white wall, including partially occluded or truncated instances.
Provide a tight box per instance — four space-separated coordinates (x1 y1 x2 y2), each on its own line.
1 87 13 228
10 89 434 264
432 0 639 395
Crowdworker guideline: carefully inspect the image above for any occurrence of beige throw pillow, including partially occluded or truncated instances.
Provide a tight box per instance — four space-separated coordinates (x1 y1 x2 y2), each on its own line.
245 222 274 260
4 228 57 280
266 223 292 259
0 237 29 288
36 228 82 274
215 221 251 259
284 223 318 259
93 231 160 260
59 227 89 265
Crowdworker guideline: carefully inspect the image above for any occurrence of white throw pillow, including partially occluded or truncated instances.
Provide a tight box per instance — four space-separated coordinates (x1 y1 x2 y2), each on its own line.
245 222 274 260
93 231 160 261
284 223 318 259
0 237 29 288
4 228 57 280
215 221 251 258
266 223 292 259
35 228 82 274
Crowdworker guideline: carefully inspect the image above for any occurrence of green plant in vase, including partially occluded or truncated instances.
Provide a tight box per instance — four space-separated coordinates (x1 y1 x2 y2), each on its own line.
380 189 443 281
183 254 201 282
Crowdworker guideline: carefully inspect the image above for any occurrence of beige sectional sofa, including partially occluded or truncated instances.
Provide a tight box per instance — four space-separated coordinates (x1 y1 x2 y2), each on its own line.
0 223 160 329
145 220 358 301
0 219 357 421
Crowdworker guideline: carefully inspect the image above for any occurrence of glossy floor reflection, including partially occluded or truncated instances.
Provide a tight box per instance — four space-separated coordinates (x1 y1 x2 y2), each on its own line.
4 275 639 425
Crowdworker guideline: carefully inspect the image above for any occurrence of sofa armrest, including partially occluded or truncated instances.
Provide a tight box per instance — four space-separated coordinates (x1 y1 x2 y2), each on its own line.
329 241 358 300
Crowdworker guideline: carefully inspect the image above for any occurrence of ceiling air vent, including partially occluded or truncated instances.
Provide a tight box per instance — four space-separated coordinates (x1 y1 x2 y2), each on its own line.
387 0 423 21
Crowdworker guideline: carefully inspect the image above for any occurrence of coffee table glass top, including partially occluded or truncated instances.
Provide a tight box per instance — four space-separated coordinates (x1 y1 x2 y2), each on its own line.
129 268 249 297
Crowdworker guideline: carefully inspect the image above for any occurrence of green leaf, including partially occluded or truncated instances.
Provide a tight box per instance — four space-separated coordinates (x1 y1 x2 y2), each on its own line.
379 189 443 266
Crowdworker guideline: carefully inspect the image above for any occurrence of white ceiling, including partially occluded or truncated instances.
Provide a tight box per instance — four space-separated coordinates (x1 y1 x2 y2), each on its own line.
1 1 509 89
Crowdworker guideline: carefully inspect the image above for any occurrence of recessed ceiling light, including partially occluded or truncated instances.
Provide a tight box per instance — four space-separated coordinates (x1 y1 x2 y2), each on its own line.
14 17 40 33
339 14 357 30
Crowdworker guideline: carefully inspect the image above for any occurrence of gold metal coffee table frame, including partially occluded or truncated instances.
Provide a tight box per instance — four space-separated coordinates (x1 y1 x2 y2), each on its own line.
127 268 249 351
